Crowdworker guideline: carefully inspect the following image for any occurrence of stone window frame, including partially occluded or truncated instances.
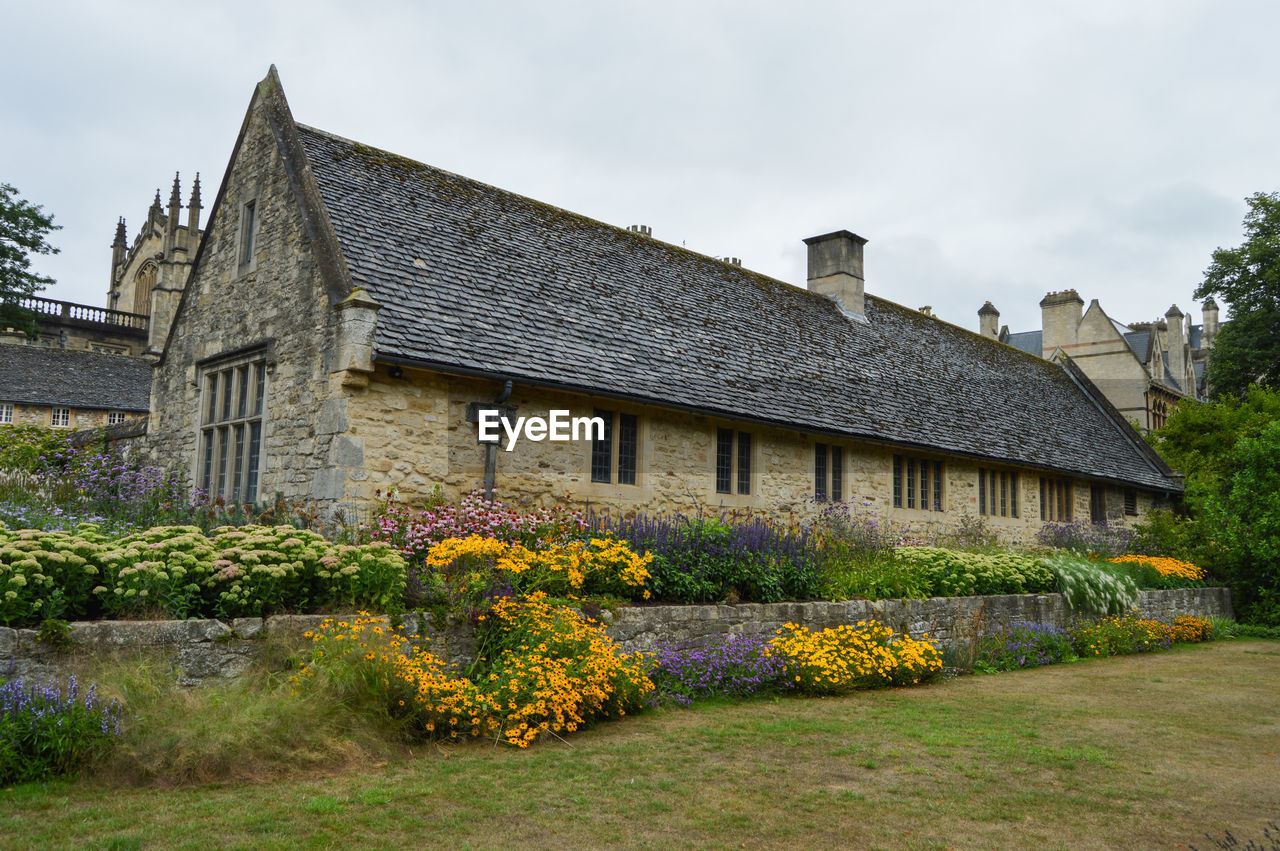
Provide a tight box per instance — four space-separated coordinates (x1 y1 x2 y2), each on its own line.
50 407 71 428
814 442 844 502
198 348 269 504
715 428 753 496
0 402 12 425
589 409 641 486
978 467 1019 518
892 453 944 512
107 411 128 425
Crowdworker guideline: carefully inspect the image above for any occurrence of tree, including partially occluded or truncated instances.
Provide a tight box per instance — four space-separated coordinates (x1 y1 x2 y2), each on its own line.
1148 386 1280 625
1195 191 1280 398
1203 420 1280 624
0 183 60 338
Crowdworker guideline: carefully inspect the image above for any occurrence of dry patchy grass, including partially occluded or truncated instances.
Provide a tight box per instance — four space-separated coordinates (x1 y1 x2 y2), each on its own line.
1 640 1278 849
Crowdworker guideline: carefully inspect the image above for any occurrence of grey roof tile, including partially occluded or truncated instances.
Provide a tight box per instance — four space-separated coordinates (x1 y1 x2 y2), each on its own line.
0 346 151 411
295 125 1180 492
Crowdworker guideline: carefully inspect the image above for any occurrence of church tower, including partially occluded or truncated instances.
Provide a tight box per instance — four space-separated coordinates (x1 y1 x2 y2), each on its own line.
108 173 203 354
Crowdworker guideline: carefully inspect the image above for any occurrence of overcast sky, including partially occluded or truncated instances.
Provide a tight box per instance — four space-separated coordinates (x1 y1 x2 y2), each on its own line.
4 0 1274 335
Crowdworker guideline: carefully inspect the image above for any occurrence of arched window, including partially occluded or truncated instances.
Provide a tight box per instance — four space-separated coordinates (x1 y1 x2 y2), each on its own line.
133 262 158 315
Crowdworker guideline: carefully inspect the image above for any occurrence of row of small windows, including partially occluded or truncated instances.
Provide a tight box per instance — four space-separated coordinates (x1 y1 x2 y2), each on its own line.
892 454 944 512
0 406 129 428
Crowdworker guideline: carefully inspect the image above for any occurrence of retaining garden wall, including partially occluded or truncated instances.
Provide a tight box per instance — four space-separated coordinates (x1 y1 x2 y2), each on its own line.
0 588 1234 687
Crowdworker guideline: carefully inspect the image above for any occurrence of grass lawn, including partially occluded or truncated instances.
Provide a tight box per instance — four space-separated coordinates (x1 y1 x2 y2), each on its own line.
2 639 1278 850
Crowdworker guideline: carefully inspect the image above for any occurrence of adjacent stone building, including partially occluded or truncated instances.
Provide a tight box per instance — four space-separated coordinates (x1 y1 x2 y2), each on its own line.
141 67 1184 539
0 346 150 430
979 293 1217 432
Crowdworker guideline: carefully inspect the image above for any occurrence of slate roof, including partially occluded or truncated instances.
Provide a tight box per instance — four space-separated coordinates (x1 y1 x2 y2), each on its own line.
0 346 151 411
1123 330 1150 361
294 124 1180 492
1002 330 1042 356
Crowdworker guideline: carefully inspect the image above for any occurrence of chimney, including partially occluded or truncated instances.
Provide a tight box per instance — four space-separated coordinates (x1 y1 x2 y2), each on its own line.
1039 289 1084 357
978 301 1000 338
919 306 932 317
1201 297 1219 348
1166 303 1187 391
805 230 867 318
627 224 652 237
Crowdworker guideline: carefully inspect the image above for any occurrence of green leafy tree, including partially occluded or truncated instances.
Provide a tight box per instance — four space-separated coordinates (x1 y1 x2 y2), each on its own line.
1202 420 1280 624
0 183 60 338
1148 386 1280 509
1147 386 1280 624
1195 191 1280 397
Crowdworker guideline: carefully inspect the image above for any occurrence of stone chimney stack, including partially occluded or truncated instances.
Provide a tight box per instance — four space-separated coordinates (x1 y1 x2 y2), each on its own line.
1039 289 1084 357
1166 304 1187 391
978 301 1000 338
1201 297 1219 348
805 230 867 318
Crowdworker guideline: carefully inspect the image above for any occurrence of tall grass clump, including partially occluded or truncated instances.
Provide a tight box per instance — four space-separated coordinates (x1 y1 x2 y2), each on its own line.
808 501 928 601
1048 554 1139 616
89 650 398 787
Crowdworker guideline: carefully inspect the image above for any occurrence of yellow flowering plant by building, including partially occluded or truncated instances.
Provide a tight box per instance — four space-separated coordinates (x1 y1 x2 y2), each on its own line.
420 535 651 615
770 620 943 695
292 597 653 749
1107 555 1205 583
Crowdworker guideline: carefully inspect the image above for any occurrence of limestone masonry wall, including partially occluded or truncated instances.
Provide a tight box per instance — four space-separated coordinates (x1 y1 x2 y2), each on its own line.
1 588 1232 687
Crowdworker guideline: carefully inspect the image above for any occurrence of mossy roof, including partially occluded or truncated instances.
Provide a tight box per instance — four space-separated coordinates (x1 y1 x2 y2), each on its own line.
0 346 151 411
294 124 1180 491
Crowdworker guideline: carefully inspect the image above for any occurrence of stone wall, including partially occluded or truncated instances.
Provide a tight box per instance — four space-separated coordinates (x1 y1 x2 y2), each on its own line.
1 588 1232 687
334 362 1157 544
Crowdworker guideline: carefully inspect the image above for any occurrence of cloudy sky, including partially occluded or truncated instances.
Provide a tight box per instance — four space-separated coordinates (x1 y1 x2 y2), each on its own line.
4 0 1274 335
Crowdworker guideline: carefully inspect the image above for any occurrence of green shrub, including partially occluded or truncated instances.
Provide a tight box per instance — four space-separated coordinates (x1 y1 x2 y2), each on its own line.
894 547 1055 597
1049 555 1139 616
0 527 107 625
821 552 929 600
0 425 74 473
974 623 1075 672
1 523 406 626
97 526 218 619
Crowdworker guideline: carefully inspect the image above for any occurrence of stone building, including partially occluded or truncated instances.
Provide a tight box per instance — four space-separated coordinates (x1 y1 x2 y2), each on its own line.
107 173 204 354
0 346 150 430
0 173 204 435
0 295 149 356
978 293 1217 432
140 67 1183 539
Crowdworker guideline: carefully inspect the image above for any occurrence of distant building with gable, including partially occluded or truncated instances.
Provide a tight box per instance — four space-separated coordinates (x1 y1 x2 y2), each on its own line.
977 293 1218 432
